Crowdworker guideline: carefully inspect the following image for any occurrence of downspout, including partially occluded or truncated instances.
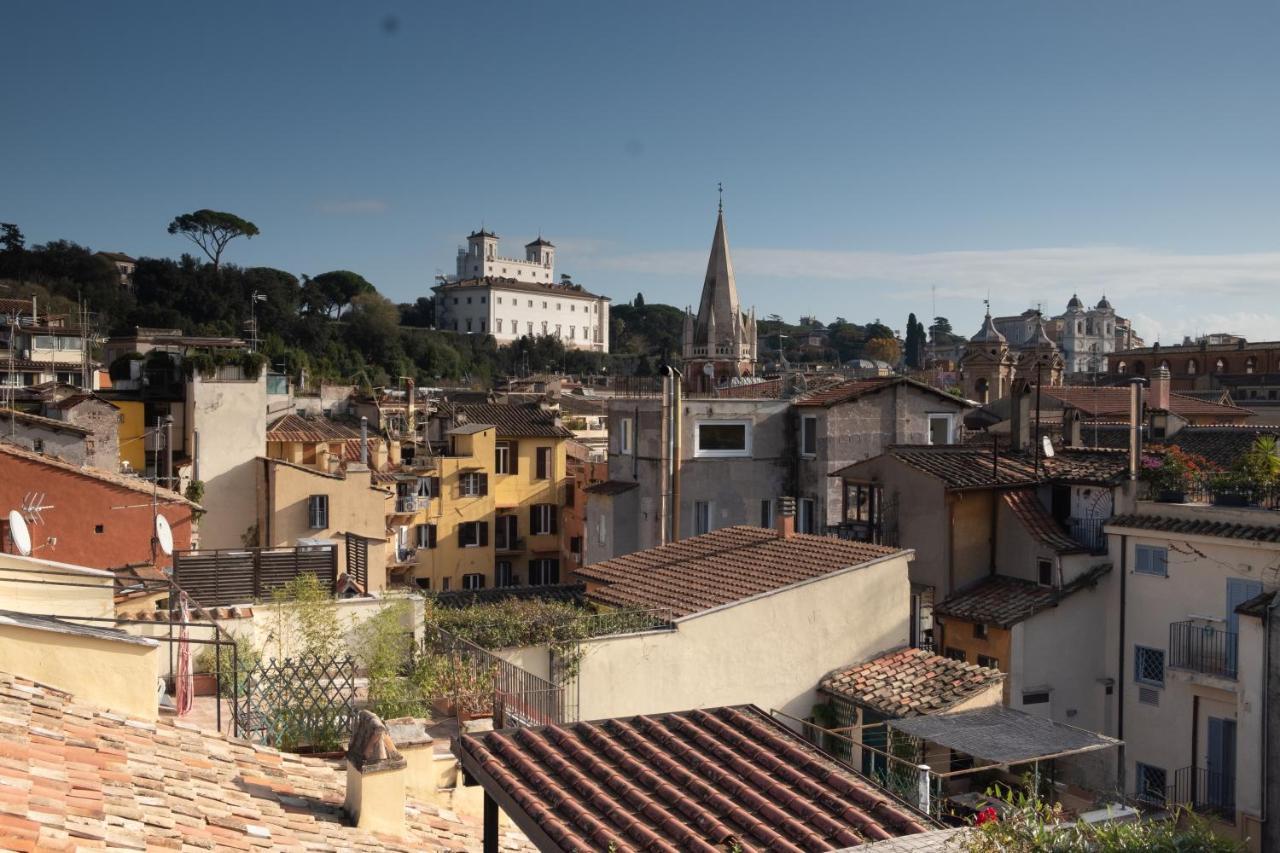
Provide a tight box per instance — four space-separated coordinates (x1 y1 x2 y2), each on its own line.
1117 532 1127 791
946 492 956 597
671 377 681 541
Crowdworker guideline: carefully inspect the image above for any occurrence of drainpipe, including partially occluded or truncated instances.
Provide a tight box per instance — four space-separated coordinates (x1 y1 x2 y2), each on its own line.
360 416 369 465
1117 532 1128 793
671 374 681 542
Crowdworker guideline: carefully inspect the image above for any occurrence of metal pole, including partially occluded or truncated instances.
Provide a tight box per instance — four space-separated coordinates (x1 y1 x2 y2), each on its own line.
164 415 174 492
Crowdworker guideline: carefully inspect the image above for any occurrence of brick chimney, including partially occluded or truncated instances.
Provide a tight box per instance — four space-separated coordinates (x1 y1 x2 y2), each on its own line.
776 496 796 538
345 710 406 837
1150 366 1171 412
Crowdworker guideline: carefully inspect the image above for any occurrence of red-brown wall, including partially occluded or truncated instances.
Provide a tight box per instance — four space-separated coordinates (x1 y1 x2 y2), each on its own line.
0 453 194 571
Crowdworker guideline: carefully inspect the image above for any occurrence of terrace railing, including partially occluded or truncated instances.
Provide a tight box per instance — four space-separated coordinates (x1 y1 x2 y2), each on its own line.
1169 621 1238 680
1068 517 1108 554
425 625 573 727
1169 765 1236 819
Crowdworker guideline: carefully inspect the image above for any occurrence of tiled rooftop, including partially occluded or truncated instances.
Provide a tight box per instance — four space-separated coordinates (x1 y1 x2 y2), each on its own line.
1039 385 1250 420
0 670 530 852
877 447 1040 490
793 377 964 409
434 275 608 301
1003 490 1086 554
0 441 196 508
452 403 573 439
454 705 934 852
819 648 1004 718
266 413 362 443
934 566 1111 629
1077 424 1280 471
1107 513 1280 543
577 526 904 618
0 407 91 435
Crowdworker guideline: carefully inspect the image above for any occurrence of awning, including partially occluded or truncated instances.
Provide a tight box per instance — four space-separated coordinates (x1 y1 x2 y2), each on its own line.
887 706 1121 766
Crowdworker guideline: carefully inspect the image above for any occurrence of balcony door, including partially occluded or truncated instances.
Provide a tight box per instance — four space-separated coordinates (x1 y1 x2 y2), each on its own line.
1206 717 1236 812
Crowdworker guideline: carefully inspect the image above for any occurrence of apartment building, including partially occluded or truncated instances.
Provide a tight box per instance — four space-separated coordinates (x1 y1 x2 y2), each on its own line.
411 402 573 592
1105 502 1279 846
0 298 94 388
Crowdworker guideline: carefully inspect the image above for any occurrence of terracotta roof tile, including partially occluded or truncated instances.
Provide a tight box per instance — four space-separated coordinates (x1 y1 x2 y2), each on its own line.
880 447 1040 490
934 566 1110 629
0 670 531 852
1106 513 1280 543
1039 385 1250 420
820 648 1004 718
452 403 572 438
266 413 362 443
794 377 967 408
454 705 934 851
1003 490 1087 554
577 526 904 618
0 442 196 508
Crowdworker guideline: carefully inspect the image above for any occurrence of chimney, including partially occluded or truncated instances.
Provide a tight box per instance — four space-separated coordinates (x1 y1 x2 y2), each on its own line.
345 710 406 837
360 416 369 465
1064 407 1082 448
1150 366 1171 412
1009 379 1032 452
776 496 796 539
1128 378 1144 481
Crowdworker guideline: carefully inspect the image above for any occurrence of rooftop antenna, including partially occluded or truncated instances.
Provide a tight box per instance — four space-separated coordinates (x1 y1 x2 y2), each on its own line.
20 492 53 526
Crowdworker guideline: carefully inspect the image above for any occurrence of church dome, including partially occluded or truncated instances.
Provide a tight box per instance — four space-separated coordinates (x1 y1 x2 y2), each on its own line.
1066 294 1083 311
970 313 1007 344
1096 294 1113 310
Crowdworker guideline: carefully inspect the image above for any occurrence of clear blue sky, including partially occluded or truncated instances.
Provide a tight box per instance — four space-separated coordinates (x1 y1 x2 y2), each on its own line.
4 1 1280 344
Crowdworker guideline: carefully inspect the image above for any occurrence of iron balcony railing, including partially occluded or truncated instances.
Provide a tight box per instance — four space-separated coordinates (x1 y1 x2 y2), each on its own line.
1169 765 1236 819
1169 621 1238 680
1067 517 1108 554
825 521 882 545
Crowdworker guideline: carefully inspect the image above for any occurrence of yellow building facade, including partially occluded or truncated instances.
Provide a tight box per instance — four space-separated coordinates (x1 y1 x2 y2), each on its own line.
410 410 571 592
115 399 146 472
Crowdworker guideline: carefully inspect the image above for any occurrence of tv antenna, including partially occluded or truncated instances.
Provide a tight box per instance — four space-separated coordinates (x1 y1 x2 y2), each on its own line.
20 492 54 526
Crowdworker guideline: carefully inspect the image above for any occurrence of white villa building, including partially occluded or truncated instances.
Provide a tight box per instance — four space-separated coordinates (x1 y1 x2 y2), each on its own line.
433 229 610 352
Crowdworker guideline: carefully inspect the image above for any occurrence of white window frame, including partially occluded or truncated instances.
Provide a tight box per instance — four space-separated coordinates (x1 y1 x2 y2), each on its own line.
532 504 555 536
927 412 956 445
694 420 752 458
460 472 484 497
307 494 329 529
462 573 485 591
1134 644 1165 687
800 415 818 457
618 417 633 455
495 442 511 475
693 501 713 535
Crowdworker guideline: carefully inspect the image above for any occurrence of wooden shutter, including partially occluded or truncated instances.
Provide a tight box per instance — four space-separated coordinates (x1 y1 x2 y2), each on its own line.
430 476 440 499
536 447 549 479
509 441 518 475
478 473 489 496
549 504 559 535
429 523 437 548
479 521 489 547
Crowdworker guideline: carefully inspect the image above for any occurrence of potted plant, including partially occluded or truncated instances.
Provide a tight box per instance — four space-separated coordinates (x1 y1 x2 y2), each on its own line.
1229 435 1280 507
1140 446 1210 503
1209 471 1251 507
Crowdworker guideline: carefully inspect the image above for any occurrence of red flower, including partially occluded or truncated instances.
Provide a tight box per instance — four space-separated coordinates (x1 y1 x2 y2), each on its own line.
975 806 999 825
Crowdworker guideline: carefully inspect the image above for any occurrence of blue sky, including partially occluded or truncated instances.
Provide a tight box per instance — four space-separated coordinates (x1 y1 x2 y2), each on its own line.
4 1 1280 343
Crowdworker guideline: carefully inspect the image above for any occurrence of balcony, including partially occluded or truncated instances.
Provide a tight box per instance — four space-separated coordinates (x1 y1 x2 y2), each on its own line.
495 537 525 555
1168 765 1235 819
1067 517 1107 554
392 495 428 515
825 521 882 545
1169 621 1238 680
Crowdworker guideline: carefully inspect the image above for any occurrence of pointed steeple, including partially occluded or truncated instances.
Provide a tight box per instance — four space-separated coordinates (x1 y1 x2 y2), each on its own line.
694 209 742 347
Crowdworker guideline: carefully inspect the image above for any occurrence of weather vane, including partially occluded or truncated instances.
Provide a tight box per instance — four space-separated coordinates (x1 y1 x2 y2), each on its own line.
717 181 723 213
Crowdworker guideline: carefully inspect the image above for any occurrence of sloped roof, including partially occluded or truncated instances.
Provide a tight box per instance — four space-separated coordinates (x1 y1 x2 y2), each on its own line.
1066 423 1280 471
871 446 1040 490
1003 490 1086 554
1106 513 1280 544
887 706 1120 766
434 276 608 300
583 479 639 496
1236 590 1277 617
0 441 196 507
0 670 530 852
453 705 934 852
453 403 573 438
577 525 904 618
934 566 1111 629
1039 385 1250 420
820 647 1004 718
266 413 362 443
0 407 91 436
793 376 967 409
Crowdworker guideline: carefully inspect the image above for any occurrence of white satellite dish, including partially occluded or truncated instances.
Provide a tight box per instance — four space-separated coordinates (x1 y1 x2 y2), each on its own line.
154 514 175 557
702 362 715 377
1042 435 1055 458
8 510 32 557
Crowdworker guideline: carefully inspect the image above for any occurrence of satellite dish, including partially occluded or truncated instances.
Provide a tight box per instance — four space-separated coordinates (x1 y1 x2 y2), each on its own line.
154 514 175 557
702 362 715 377
8 510 32 557
1042 436 1055 458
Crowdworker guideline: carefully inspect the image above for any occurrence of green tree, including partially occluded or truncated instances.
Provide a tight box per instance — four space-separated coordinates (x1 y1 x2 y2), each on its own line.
304 270 374 318
0 223 24 254
931 316 954 340
399 296 435 327
904 312 923 369
166 209 260 271
634 292 645 307
864 336 902 366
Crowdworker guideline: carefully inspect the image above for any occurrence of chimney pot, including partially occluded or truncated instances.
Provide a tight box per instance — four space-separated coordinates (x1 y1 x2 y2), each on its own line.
1150 366 1171 412
344 710 407 837
776 496 797 538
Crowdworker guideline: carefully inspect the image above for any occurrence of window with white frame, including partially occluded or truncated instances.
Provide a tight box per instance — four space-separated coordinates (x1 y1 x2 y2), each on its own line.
927 413 955 445
694 501 712 535
307 495 329 529
798 498 817 534
416 523 436 549
459 472 488 497
800 415 818 456
1134 645 1164 687
494 441 514 475
694 421 750 457
1135 545 1168 577
495 561 514 587
618 418 633 455
529 558 560 585
462 573 485 590
459 521 488 548
535 446 552 480
531 504 557 536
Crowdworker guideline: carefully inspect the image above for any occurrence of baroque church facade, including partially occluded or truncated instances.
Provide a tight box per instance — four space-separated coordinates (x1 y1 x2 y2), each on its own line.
959 310 1065 404
680 205 758 391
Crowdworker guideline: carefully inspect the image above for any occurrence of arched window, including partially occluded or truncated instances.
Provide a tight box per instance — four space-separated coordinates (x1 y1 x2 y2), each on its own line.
1215 358 1227 373
1117 361 1127 375
1077 321 1084 335
1134 361 1146 376
1187 359 1197 375
1246 357 1257 374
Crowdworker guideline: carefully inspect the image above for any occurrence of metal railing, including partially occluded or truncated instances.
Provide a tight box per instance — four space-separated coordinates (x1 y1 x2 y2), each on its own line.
425 625 573 727
1155 477 1280 511
573 607 677 638
1169 765 1235 819
1169 621 1238 679
1068 517 1108 554
825 521 882 544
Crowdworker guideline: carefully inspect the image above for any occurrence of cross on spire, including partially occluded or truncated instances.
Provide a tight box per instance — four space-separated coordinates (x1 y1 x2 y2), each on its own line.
717 181 723 214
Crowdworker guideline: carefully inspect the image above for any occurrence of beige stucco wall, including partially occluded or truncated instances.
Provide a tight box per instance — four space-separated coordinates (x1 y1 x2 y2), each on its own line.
569 551 913 721
188 374 267 549
0 622 159 720
0 553 116 619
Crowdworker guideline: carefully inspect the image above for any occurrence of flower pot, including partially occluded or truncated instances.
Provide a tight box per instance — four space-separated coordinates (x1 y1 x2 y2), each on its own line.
1212 492 1251 508
192 673 219 697
1156 490 1186 504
